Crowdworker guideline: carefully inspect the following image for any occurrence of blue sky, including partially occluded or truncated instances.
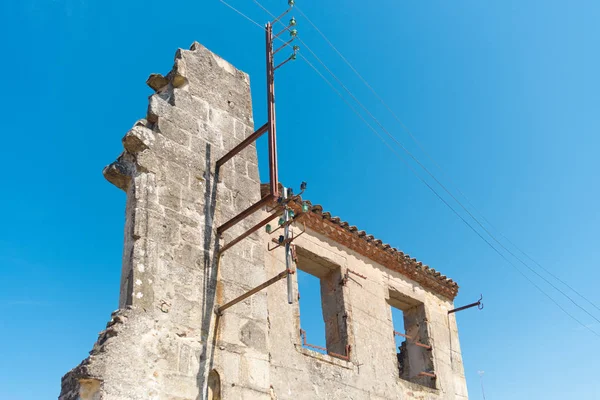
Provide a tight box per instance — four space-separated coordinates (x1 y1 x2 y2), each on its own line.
1 0 599 399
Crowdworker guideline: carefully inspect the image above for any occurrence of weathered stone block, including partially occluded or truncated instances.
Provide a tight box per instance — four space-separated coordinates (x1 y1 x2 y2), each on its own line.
155 118 191 148
171 88 209 122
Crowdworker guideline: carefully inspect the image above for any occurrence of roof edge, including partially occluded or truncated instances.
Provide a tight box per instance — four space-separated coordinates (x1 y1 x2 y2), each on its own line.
261 184 459 300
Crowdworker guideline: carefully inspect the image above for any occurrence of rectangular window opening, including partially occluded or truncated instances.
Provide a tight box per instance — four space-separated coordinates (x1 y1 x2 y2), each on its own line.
389 290 436 389
296 248 349 360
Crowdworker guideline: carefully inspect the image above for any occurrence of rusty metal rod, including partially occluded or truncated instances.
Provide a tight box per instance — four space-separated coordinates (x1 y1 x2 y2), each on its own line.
274 56 294 71
414 342 432 350
268 223 306 251
418 371 436 378
394 331 412 340
393 331 432 350
300 329 326 351
216 122 268 168
272 7 291 24
328 345 352 362
273 38 294 55
267 212 306 235
448 294 483 314
274 24 292 39
219 207 284 255
348 269 367 279
300 329 351 361
217 195 274 235
216 269 292 315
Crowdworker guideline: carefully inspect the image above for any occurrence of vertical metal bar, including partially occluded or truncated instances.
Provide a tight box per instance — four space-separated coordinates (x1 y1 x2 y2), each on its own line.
266 23 279 197
283 187 294 304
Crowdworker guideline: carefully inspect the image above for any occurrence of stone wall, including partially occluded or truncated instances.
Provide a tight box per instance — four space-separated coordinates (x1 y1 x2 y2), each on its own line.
263 228 468 399
60 42 268 400
60 42 468 400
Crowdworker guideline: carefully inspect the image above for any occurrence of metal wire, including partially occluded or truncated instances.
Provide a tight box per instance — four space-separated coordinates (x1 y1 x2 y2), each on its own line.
296 3 600 317
219 0 600 337
218 0 264 29
266 2 600 329
297 51 600 339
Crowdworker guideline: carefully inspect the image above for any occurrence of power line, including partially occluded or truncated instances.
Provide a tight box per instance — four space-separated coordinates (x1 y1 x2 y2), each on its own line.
217 0 600 337
296 51 600 339
263 3 600 327
295 4 600 314
218 0 263 29
477 371 487 400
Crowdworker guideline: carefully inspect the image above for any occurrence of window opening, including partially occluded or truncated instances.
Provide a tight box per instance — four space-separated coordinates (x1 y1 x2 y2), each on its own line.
297 269 326 353
296 248 350 361
389 290 436 388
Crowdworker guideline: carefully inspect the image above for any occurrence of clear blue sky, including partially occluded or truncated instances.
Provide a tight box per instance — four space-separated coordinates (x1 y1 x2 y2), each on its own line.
1 1 599 399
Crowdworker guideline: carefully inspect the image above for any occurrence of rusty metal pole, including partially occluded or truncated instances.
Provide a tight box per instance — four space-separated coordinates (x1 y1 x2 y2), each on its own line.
283 187 294 304
266 23 279 197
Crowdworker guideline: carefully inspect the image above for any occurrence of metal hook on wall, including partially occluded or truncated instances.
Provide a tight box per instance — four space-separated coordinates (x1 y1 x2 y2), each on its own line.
448 294 484 314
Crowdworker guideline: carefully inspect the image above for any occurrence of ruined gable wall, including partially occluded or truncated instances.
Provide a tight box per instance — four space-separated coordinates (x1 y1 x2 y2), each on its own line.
60 42 270 400
263 228 468 399
59 42 467 400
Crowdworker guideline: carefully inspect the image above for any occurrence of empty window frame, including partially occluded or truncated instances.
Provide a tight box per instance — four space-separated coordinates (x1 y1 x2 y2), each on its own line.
296 247 350 360
388 290 436 388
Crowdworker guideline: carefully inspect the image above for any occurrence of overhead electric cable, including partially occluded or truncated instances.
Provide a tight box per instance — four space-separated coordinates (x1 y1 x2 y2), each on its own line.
258 2 600 326
295 4 600 314
218 0 600 338
296 52 600 339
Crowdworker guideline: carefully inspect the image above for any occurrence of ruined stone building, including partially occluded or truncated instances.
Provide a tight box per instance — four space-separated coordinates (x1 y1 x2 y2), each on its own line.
60 42 468 400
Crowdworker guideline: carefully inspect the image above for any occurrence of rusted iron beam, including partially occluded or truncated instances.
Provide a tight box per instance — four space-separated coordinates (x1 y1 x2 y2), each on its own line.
272 7 291 25
328 345 352 362
418 371 436 378
273 38 294 55
300 329 327 352
217 195 274 235
394 331 412 340
274 56 294 71
300 329 351 362
448 294 483 314
219 207 284 255
267 223 306 251
216 122 268 169
348 269 367 279
267 212 306 235
216 269 293 315
393 331 432 351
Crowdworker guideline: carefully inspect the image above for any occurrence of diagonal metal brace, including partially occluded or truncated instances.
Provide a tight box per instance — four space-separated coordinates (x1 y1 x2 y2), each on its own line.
216 269 294 315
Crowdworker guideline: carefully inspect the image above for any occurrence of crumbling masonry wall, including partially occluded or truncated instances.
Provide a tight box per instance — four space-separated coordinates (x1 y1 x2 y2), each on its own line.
60 42 468 400
60 42 271 399
263 229 468 399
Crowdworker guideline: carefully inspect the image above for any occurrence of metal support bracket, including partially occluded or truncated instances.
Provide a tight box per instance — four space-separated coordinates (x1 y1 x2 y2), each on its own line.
340 268 367 286
268 223 306 251
216 269 294 315
218 206 284 255
448 294 484 314
300 329 352 362
394 331 432 351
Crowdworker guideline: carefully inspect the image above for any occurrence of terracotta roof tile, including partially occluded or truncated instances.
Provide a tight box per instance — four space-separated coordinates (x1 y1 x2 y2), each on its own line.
260 185 459 298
